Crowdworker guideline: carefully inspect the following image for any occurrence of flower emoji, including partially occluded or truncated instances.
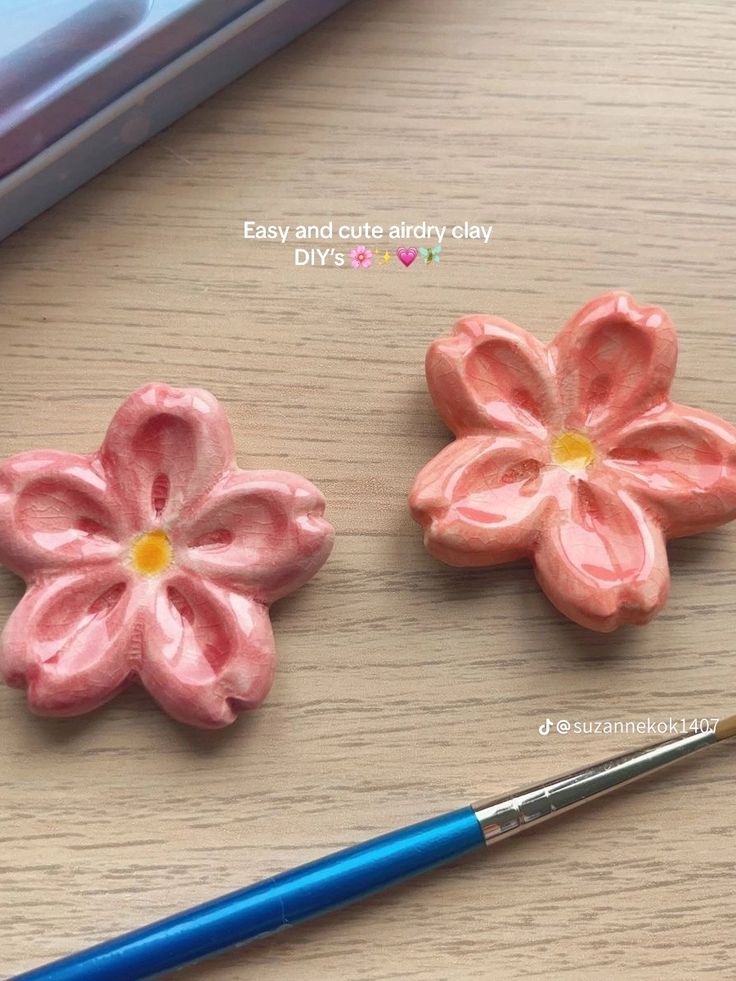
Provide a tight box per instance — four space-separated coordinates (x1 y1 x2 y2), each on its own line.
350 246 373 269
410 293 736 631
0 384 334 727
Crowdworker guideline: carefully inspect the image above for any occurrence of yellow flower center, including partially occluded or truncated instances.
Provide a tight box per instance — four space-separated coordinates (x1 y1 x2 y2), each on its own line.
551 431 596 471
131 530 172 576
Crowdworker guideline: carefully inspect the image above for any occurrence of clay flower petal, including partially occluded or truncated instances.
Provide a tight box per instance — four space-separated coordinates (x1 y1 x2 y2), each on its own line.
425 315 560 439
139 571 276 729
534 480 669 632
0 567 136 716
410 434 558 566
99 383 235 528
412 295 736 630
175 470 333 603
0 451 125 577
0 383 333 726
549 292 677 438
602 404 736 537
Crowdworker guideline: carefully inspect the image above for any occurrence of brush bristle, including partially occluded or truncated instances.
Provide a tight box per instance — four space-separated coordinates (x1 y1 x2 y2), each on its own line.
715 715 736 741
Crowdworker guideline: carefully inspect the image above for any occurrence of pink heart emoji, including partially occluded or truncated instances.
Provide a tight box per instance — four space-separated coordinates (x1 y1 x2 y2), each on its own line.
396 247 418 268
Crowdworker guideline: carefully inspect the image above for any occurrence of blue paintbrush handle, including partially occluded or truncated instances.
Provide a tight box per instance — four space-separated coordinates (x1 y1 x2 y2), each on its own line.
15 807 484 981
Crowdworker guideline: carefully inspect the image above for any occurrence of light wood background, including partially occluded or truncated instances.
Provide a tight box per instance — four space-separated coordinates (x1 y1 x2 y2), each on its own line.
1 1 735 978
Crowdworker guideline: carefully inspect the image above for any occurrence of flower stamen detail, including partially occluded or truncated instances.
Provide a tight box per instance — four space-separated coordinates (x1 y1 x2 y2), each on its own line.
131 530 172 576
551 431 596 471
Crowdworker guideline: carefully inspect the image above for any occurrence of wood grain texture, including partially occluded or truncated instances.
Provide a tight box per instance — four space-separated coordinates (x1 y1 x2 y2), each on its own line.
1 1 735 978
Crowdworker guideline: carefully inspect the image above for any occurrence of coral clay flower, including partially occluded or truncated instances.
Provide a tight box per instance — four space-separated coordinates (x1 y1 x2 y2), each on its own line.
410 292 736 631
0 384 333 727
350 246 373 269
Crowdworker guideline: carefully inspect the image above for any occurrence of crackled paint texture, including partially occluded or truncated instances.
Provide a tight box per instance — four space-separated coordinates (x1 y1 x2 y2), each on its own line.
410 292 736 632
0 384 334 727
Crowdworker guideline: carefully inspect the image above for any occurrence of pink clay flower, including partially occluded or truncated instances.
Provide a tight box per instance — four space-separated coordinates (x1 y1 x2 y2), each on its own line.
0 384 333 727
410 292 736 631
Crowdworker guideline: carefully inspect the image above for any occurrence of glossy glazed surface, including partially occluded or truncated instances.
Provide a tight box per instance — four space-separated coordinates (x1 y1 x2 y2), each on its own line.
0 383 334 727
410 292 736 631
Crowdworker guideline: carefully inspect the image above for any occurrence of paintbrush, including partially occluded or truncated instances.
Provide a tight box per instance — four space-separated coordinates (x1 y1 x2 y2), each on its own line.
15 715 735 981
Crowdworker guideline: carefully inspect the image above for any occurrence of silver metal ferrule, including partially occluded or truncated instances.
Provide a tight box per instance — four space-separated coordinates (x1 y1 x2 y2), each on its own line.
472 727 717 845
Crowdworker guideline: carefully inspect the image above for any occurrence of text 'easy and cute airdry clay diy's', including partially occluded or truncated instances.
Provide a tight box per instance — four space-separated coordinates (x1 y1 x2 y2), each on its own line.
410 292 736 631
0 384 333 728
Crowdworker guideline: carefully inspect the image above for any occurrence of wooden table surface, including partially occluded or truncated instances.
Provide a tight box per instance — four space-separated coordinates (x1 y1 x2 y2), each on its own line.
1 1 735 978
